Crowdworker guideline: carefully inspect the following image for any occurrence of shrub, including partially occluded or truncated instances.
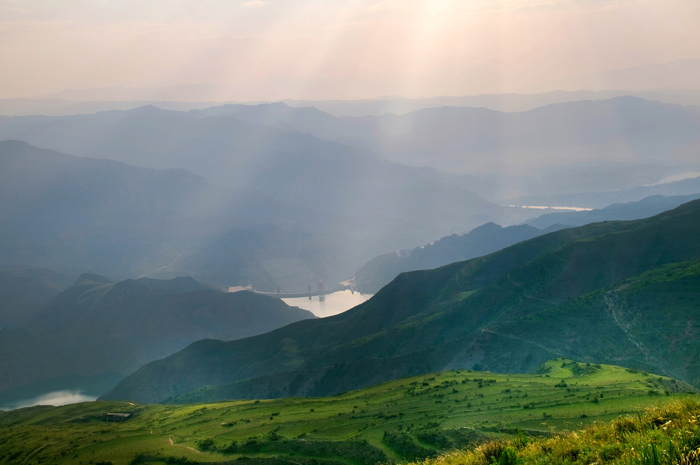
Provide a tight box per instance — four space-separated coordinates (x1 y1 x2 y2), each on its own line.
480 440 507 464
382 431 437 461
495 447 519 465
196 438 215 451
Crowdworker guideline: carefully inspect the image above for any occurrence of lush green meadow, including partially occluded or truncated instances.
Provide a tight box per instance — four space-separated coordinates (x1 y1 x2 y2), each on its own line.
0 360 695 465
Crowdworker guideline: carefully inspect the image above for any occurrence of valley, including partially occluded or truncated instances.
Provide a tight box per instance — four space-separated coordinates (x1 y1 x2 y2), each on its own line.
3 5 700 465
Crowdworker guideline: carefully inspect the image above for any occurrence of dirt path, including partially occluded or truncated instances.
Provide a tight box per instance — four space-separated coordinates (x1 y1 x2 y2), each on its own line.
603 284 665 373
168 436 201 454
23 443 51 463
481 328 561 356
507 273 560 306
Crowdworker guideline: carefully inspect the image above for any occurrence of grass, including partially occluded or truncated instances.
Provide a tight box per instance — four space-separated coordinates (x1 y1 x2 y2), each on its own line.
412 398 700 465
0 359 696 465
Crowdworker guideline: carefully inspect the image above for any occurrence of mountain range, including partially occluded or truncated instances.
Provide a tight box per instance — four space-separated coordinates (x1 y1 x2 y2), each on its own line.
184 97 700 197
355 194 700 294
4 88 700 118
0 128 528 291
354 222 552 295
0 267 75 328
0 140 310 285
509 176 700 209
102 199 700 403
2 97 700 204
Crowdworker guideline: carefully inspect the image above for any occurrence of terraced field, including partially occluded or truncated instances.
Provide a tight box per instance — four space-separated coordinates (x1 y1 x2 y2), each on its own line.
0 359 695 465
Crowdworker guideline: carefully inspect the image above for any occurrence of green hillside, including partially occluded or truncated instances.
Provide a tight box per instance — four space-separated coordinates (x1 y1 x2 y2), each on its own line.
481 259 700 385
104 200 700 404
354 222 546 295
0 360 695 465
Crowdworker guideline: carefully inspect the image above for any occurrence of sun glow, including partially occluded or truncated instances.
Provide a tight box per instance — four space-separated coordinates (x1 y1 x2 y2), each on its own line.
1 0 699 99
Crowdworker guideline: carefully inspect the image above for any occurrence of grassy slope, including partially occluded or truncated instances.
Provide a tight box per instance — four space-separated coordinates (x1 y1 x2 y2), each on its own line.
484 259 700 384
0 360 696 465
412 398 700 465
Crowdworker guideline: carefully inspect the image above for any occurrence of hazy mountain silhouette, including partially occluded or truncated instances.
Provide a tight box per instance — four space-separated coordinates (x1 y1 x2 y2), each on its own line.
3 97 700 203
283 89 700 116
185 98 700 199
354 223 550 295
526 194 700 229
507 176 700 209
355 194 700 294
0 268 72 328
0 130 525 287
4 89 700 118
0 274 314 394
0 140 307 282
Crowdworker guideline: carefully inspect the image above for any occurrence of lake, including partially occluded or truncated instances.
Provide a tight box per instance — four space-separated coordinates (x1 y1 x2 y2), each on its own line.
1 390 97 410
283 289 373 317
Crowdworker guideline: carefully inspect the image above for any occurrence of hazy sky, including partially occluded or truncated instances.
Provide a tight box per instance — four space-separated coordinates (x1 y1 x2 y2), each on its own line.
1 0 699 100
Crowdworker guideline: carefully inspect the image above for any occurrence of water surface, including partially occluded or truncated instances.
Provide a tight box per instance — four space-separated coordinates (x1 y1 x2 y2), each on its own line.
1 390 97 410
283 290 372 317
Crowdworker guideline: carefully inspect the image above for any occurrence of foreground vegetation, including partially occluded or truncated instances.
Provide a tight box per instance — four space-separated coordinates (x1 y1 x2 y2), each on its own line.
414 398 700 465
0 360 696 465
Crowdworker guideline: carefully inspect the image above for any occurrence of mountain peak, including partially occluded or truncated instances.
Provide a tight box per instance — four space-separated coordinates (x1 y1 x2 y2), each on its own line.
74 273 112 285
125 105 169 115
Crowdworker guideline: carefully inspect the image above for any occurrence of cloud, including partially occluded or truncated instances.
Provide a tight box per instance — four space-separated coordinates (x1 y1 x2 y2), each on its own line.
240 0 267 8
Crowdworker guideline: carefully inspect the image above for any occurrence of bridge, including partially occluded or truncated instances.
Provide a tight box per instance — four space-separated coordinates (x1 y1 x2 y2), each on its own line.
229 280 357 299
251 287 347 299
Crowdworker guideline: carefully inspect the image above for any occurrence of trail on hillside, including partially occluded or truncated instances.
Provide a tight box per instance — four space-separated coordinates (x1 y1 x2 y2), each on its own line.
507 273 560 305
168 435 201 453
603 284 666 374
480 328 561 357
23 443 52 463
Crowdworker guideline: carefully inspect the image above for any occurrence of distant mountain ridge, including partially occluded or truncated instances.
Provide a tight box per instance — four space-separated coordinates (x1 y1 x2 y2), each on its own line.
185 98 700 189
0 270 65 328
2 96 699 202
354 222 550 294
526 193 700 229
509 177 700 209
0 137 523 291
355 194 700 295
179 98 700 202
0 140 307 285
103 199 700 403
4 89 700 117
0 274 314 394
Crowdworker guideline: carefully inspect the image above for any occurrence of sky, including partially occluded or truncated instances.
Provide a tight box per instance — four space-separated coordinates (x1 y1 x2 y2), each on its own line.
1 0 699 101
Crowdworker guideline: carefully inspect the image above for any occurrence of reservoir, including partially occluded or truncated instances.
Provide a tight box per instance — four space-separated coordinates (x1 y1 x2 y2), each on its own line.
283 290 372 317
1 390 97 410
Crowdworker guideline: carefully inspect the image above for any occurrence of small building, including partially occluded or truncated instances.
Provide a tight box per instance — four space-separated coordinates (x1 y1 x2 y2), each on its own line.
103 412 133 422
